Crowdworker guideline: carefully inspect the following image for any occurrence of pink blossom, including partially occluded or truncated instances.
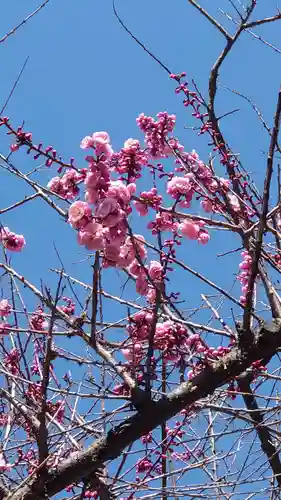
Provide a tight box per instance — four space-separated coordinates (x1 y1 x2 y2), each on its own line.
104 222 127 247
95 197 118 218
207 179 219 192
167 175 193 199
80 136 95 149
228 193 241 212
116 235 147 268
77 222 104 250
128 259 144 277
146 287 156 303
201 199 213 213
180 220 200 240
68 201 92 229
238 250 252 304
47 169 82 200
136 457 153 473
117 243 135 268
0 299 11 317
198 231 210 244
108 181 132 204
125 138 140 149
148 261 163 281
81 132 113 158
92 131 113 158
148 212 179 233
95 197 124 227
104 242 121 263
0 227 25 252
47 176 61 193
219 177 230 190
136 112 176 158
122 343 143 362
85 189 99 204
110 140 148 181
128 234 147 260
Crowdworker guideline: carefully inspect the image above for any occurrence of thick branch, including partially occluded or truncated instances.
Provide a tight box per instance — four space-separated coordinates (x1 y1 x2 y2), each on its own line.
243 85 281 331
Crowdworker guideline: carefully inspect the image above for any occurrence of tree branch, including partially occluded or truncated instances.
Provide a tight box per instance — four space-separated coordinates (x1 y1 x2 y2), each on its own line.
187 0 231 40
238 377 281 487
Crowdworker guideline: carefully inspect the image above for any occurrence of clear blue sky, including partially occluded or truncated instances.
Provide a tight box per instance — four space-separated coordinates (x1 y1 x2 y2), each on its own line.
0 1 281 497
0 0 280 298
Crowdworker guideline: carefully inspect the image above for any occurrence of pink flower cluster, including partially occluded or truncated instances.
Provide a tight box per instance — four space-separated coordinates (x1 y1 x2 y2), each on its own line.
47 169 86 200
0 226 25 252
58 297 75 315
136 457 153 474
180 219 210 244
110 138 148 182
68 192 147 269
186 342 231 380
81 131 113 158
167 174 194 208
134 188 162 216
147 212 178 234
237 250 253 305
124 312 189 363
136 112 182 159
153 320 189 360
30 305 48 331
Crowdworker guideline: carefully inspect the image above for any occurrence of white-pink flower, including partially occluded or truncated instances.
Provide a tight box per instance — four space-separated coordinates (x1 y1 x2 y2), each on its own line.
80 135 95 149
92 131 113 158
0 453 12 472
228 194 241 212
123 138 140 150
167 175 193 199
68 201 92 229
0 299 11 317
81 131 113 158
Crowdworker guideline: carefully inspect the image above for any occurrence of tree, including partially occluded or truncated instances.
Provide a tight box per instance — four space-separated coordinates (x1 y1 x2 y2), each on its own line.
1 0 281 498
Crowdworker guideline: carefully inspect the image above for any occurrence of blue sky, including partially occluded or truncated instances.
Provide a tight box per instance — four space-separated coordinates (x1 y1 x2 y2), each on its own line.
0 0 280 324
1 1 281 497
1 0 280 301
